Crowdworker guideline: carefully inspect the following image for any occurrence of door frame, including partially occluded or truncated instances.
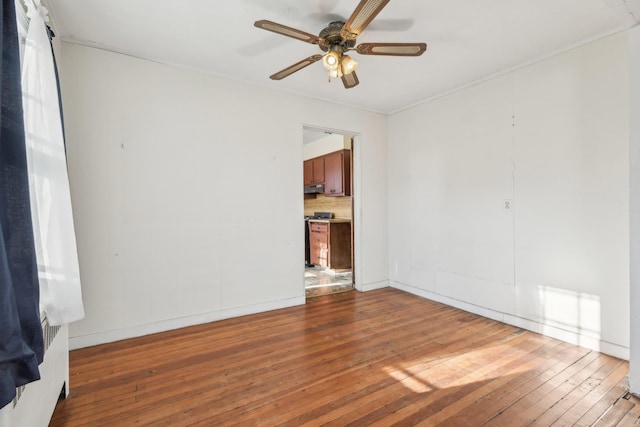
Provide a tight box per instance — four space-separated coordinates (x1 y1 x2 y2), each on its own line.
301 125 360 293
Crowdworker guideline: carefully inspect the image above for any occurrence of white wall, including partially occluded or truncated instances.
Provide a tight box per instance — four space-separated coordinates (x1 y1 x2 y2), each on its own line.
629 24 640 392
303 134 346 160
388 32 630 359
59 43 388 348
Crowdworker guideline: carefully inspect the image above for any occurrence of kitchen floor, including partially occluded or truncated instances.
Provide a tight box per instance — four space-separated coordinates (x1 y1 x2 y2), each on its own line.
305 266 353 298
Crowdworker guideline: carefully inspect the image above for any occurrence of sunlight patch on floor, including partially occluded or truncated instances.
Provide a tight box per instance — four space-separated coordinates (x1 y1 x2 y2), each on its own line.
383 342 533 394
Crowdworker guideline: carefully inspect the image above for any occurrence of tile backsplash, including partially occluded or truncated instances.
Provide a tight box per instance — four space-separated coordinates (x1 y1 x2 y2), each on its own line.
304 195 352 219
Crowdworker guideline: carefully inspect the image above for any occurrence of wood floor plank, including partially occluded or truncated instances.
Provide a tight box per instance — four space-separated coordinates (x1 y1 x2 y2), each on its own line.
49 288 630 426
58 292 447 425
364 333 553 426
415 338 565 425
575 374 631 426
102 296 467 426
616 394 640 426
55 292 393 422
479 350 603 426
260 320 519 427
551 360 629 427
526 355 623 426
437 342 590 426
148 302 505 426
504 353 615 425
594 396 635 426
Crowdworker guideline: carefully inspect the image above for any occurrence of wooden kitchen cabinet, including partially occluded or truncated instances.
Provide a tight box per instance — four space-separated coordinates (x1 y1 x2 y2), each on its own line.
304 157 325 186
304 160 313 186
308 220 351 270
309 222 328 266
323 149 351 196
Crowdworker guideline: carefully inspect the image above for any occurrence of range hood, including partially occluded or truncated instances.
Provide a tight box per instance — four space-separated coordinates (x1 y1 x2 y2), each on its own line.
304 184 324 194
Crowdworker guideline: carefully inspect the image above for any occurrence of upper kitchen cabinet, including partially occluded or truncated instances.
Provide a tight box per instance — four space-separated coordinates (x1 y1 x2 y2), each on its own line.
324 149 351 196
304 157 325 186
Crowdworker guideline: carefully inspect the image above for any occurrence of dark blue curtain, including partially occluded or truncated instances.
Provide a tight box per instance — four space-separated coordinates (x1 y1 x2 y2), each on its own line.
0 0 44 409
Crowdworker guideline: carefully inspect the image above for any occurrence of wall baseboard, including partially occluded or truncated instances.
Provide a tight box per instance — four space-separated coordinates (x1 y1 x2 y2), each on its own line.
357 280 389 292
70 280 629 361
390 281 629 361
69 296 305 350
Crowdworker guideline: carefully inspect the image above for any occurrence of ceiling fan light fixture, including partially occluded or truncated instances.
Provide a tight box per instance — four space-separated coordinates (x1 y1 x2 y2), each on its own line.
322 51 341 71
255 0 427 89
328 68 343 78
341 55 358 75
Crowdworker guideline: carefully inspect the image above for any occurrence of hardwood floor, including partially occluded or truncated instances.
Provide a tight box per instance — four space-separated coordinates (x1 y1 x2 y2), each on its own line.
50 288 635 426
305 266 353 298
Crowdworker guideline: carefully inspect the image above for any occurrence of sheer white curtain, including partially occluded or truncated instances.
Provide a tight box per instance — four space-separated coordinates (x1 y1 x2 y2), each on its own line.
21 0 84 325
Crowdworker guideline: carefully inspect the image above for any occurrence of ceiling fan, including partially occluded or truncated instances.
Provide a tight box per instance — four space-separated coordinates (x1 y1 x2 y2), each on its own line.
254 0 427 89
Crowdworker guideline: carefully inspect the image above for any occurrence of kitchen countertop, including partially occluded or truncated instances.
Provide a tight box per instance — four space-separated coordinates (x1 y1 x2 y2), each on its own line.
307 218 352 223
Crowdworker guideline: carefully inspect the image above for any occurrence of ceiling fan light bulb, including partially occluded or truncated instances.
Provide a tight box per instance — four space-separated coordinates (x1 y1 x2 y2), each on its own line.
341 55 358 75
322 51 340 71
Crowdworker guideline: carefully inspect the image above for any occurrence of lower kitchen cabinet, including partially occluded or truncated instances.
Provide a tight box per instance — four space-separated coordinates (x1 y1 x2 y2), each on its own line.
308 221 351 270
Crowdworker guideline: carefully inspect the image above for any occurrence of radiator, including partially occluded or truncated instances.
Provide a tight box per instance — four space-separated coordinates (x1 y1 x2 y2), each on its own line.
12 318 62 408
0 318 69 427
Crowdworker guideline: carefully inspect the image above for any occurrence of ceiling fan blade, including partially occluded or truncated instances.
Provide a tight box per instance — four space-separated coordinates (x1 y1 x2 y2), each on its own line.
269 55 323 81
356 42 427 56
254 20 323 45
341 71 360 89
341 0 390 38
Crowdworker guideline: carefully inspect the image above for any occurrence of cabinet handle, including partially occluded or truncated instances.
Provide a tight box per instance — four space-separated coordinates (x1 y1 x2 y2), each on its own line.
330 189 336 193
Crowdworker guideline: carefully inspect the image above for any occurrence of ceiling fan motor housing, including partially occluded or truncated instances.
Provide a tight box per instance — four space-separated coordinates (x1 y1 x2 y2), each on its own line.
319 21 356 52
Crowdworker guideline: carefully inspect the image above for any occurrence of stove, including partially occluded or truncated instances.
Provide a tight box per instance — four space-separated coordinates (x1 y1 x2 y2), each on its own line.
304 212 334 220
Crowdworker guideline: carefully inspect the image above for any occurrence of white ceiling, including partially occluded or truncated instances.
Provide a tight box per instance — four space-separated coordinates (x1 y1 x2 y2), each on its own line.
45 0 639 115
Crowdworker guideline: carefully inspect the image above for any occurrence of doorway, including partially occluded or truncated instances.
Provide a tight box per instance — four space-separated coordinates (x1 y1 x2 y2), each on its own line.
302 126 355 298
